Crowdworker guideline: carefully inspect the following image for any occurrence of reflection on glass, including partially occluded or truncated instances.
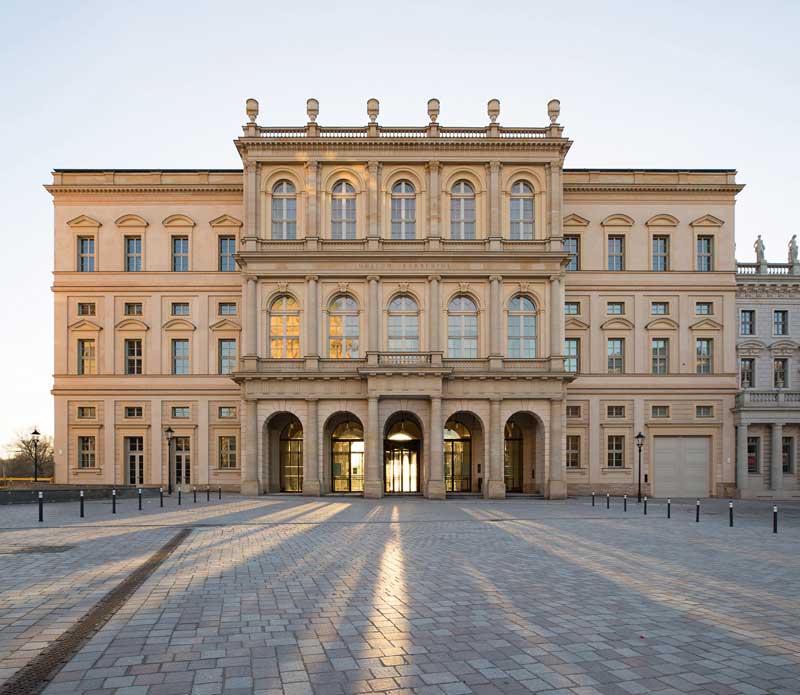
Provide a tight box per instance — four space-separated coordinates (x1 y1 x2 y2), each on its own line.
444 419 472 492
331 421 364 492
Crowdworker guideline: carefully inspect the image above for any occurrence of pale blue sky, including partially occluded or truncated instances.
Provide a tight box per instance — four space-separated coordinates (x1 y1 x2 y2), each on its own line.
0 0 798 446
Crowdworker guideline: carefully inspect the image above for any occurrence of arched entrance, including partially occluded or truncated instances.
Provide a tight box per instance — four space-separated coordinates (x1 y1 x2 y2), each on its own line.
384 413 422 494
331 419 365 492
444 416 473 492
279 418 303 492
504 412 543 494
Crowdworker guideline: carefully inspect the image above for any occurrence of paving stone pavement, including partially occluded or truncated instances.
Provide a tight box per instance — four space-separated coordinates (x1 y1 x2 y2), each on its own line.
1 495 799 695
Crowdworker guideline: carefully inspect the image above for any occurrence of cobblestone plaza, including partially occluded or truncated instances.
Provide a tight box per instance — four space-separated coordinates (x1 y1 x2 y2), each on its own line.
1 496 799 695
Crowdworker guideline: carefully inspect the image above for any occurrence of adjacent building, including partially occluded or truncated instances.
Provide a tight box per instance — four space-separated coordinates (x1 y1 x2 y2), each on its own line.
735 239 800 498
49 97 747 498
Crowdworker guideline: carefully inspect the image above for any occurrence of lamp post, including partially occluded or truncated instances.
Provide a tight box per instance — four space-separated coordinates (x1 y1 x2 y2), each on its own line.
635 431 645 503
165 426 174 495
31 428 41 482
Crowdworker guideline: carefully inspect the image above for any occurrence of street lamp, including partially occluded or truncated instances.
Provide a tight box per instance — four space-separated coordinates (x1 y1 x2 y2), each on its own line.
635 431 645 503
165 426 174 495
31 428 41 482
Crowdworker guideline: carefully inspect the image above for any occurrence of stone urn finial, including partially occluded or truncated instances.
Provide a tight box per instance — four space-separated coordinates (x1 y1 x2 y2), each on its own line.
306 98 319 123
427 98 440 123
487 98 500 123
547 98 560 124
367 98 379 123
245 98 259 123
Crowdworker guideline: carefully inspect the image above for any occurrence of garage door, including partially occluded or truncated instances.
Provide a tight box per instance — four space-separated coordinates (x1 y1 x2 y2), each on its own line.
653 436 710 498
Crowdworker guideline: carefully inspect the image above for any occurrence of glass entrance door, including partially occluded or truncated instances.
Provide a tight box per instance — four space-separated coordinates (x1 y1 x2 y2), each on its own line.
331 420 364 492
444 420 472 492
174 436 191 485
384 443 419 493
280 420 303 492
126 436 144 485
504 421 523 492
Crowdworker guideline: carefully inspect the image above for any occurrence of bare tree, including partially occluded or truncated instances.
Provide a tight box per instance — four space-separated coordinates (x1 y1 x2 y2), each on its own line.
3 430 55 478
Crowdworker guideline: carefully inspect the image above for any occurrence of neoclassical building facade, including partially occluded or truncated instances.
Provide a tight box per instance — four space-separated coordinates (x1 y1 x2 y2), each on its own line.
49 97 745 499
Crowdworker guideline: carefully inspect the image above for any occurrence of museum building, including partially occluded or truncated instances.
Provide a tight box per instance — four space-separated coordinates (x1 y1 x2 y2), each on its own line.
48 97 746 499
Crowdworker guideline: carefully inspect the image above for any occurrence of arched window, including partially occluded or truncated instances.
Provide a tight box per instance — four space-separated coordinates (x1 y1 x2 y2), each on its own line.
507 295 537 358
390 180 416 239
450 180 476 240
387 295 419 352
329 295 359 358
510 181 534 240
269 296 300 358
331 180 356 239
447 295 478 358
271 180 297 240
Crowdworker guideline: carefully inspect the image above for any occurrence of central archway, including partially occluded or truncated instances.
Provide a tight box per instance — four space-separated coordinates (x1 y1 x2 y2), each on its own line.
383 412 423 494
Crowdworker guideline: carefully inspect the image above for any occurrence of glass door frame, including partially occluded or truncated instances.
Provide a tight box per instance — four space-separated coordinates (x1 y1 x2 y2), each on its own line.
504 429 523 493
444 438 472 492
174 436 191 486
383 440 421 494
125 436 144 486
331 438 365 492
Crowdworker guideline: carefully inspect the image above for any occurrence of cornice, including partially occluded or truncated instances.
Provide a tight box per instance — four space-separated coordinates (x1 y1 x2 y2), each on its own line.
45 184 243 196
737 282 800 299
564 183 744 193
236 139 572 155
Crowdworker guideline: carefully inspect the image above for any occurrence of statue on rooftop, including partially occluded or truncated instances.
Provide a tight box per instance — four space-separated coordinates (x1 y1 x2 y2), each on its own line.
754 235 766 264
790 235 798 264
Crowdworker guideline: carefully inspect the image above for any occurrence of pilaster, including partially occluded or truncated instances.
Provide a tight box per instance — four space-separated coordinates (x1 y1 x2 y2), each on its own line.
546 398 566 499
771 423 783 492
364 396 383 498
426 396 445 499
241 399 259 495
303 399 321 496
486 397 505 499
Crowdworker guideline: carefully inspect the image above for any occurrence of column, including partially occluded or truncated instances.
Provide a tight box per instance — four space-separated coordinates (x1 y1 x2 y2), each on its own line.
241 399 259 495
489 275 502 367
368 276 380 354
305 275 319 366
428 275 441 360
486 398 505 499
303 399 321 496
245 276 257 356
547 398 566 499
771 423 783 493
426 396 445 499
736 423 748 497
549 274 564 370
427 161 441 244
367 161 380 245
244 161 257 250
488 161 501 250
305 160 319 249
364 396 383 498
549 160 563 248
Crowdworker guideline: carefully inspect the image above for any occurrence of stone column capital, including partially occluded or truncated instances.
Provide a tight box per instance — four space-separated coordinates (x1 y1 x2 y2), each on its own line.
366 275 381 283
489 274 503 284
304 274 319 283
427 274 442 283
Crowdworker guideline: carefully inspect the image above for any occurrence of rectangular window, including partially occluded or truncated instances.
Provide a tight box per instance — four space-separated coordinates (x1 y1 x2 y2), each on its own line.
607 338 625 374
171 339 190 375
218 302 237 316
696 338 713 374
607 302 625 315
747 436 760 474
171 302 190 316
607 405 625 418
566 435 581 468
652 235 670 271
773 310 788 336
564 338 580 373
695 302 713 315
566 405 581 418
651 338 669 375
218 406 237 418
564 302 580 315
783 437 794 474
774 358 788 388
651 302 669 315
607 435 624 468
124 302 143 316
172 236 189 272
218 236 236 272
697 235 714 272
740 310 755 335
124 406 143 418
564 235 580 271
77 302 95 316
125 236 142 272
740 358 755 388
651 405 669 418
218 339 237 374
696 405 713 418
219 436 237 468
77 339 96 375
608 236 625 271
172 406 190 418
77 406 96 418
78 436 96 468
124 339 143 375
77 236 95 272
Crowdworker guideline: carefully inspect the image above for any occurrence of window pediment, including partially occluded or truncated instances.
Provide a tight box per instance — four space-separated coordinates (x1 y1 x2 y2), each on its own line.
601 213 634 227
162 318 196 331
209 318 242 331
563 213 590 227
69 318 103 332
769 339 799 356
115 318 149 331
209 214 243 228
67 215 102 229
690 214 724 227
162 214 195 227
601 317 634 330
690 318 723 331
645 214 678 227
565 317 590 330
115 214 148 228
645 317 679 330
737 339 767 356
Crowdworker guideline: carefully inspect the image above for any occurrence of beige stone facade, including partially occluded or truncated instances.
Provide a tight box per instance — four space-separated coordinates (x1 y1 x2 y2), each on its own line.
48 98 744 498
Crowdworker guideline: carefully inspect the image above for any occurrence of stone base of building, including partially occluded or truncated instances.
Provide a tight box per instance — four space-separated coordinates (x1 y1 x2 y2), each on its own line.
737 487 800 500
716 483 737 498
485 479 506 499
303 480 322 497
425 480 446 500
568 483 653 497
363 481 384 499
545 480 567 500
240 479 260 496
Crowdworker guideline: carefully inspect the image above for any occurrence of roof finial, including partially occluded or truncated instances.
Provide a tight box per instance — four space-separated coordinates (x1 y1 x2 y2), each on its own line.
306 98 319 123
427 98 440 123
245 98 259 123
547 98 560 125
487 98 500 123
367 98 379 123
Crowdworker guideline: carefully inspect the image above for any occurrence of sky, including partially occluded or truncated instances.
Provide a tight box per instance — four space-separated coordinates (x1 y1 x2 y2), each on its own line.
0 0 798 447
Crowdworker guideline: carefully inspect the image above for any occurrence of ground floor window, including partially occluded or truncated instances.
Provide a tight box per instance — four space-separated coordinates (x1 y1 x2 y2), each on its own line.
783 436 794 474
566 435 581 468
125 436 144 485
219 436 237 469
607 435 624 468
747 436 760 474
175 436 190 485
78 436 95 468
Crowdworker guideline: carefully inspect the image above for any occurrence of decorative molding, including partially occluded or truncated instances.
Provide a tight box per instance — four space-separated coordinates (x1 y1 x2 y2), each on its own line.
768 339 799 356
68 318 103 332
689 317 723 331
689 213 724 227
565 317 590 330
161 318 196 331
458 282 471 294
209 214 243 228
517 281 531 294
114 318 149 331
737 283 800 299
337 282 350 294
645 213 679 227
66 215 102 228
562 213 590 227
600 317 634 330
600 213 634 227
162 214 196 227
209 318 242 331
114 214 148 227
396 282 410 294
737 340 767 357
645 317 679 330
564 183 743 194
276 281 289 294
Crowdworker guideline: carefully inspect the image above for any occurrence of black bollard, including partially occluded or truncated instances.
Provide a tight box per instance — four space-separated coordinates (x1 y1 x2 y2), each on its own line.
80 490 85 518
38 491 43 523
592 492 595 507
138 488 143 511
218 486 222 500
729 501 733 527
773 506 778 534
695 499 700 523
160 487 163 508
644 496 648 515
193 488 197 503
667 498 671 519
206 487 210 502
112 488 116 514
178 489 182 505
606 493 610 509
